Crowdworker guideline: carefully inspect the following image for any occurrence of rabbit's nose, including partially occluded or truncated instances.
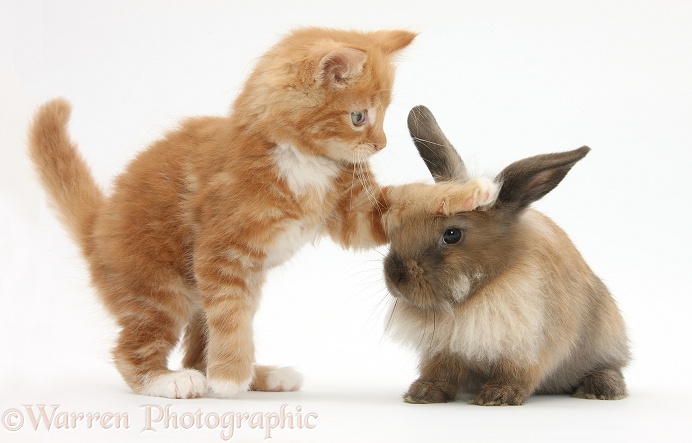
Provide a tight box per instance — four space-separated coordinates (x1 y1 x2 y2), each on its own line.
405 260 424 279
384 253 407 288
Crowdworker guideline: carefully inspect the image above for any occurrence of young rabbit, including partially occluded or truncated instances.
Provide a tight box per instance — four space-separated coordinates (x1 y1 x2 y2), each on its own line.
384 106 630 406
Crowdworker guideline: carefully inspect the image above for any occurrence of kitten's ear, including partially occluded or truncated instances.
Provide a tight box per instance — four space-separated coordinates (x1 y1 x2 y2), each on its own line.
370 30 417 55
316 48 367 89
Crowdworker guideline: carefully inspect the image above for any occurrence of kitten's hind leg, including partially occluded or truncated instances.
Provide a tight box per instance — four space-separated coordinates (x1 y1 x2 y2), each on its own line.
111 285 206 399
182 309 208 373
250 365 304 392
573 368 627 400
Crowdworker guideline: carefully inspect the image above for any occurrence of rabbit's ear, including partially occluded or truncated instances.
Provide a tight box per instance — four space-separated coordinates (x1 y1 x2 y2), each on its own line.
408 106 469 183
497 146 591 212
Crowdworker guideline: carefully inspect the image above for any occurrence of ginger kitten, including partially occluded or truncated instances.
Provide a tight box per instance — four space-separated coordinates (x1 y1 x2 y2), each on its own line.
28 28 497 398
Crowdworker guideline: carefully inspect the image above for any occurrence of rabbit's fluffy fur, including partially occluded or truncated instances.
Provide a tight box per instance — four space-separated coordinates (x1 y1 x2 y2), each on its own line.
384 106 630 406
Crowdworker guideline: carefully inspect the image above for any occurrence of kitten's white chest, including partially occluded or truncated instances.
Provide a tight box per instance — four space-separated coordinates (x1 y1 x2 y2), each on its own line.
263 144 341 268
272 143 341 199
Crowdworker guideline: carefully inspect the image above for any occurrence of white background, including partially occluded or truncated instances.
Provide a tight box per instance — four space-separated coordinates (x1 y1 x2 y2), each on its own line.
2 0 691 441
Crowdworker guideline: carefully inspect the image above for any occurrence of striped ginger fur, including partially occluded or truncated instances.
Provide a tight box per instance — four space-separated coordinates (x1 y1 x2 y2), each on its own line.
28 28 498 398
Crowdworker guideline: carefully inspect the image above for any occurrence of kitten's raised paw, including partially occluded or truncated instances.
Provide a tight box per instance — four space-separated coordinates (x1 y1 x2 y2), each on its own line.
464 177 499 209
441 177 499 215
207 377 252 398
140 369 207 399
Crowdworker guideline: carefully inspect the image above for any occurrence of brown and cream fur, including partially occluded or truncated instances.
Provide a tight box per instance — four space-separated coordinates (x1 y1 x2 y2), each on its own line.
384 106 630 405
28 29 497 399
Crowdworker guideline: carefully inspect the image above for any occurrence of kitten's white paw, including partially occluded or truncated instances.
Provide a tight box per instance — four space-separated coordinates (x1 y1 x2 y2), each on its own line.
466 177 499 209
207 377 252 398
140 369 207 399
265 366 304 392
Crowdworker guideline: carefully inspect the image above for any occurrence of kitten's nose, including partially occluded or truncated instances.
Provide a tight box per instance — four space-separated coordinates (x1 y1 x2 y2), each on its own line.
372 134 386 151
373 143 385 152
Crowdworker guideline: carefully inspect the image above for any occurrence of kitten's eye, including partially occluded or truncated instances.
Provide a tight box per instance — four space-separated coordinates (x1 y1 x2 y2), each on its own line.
442 228 464 245
350 110 368 127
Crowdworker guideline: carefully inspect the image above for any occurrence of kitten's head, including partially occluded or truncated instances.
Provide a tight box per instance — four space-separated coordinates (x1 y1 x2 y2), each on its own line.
234 28 417 164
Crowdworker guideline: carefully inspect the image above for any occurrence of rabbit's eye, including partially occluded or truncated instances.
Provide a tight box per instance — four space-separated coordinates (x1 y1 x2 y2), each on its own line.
442 228 464 245
351 110 368 127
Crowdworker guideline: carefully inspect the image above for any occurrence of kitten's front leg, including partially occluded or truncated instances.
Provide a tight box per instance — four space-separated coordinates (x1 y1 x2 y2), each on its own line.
195 249 263 398
384 178 499 229
327 176 499 250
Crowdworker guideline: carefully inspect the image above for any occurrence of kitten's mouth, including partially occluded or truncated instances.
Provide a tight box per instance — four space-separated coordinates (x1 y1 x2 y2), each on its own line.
352 149 376 163
354 143 383 159
323 141 377 164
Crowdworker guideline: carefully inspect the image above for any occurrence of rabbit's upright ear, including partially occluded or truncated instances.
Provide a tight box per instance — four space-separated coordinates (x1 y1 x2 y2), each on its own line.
407 106 469 183
497 146 591 213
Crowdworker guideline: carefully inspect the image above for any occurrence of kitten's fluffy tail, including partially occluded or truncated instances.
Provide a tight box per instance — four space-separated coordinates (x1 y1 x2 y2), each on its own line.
28 98 105 256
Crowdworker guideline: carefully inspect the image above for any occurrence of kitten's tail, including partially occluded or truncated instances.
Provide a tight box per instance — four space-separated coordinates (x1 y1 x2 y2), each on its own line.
28 98 105 256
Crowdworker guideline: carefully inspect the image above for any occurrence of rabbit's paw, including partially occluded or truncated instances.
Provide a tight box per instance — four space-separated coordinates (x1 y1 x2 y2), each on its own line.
572 368 627 400
403 379 455 404
471 383 528 406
